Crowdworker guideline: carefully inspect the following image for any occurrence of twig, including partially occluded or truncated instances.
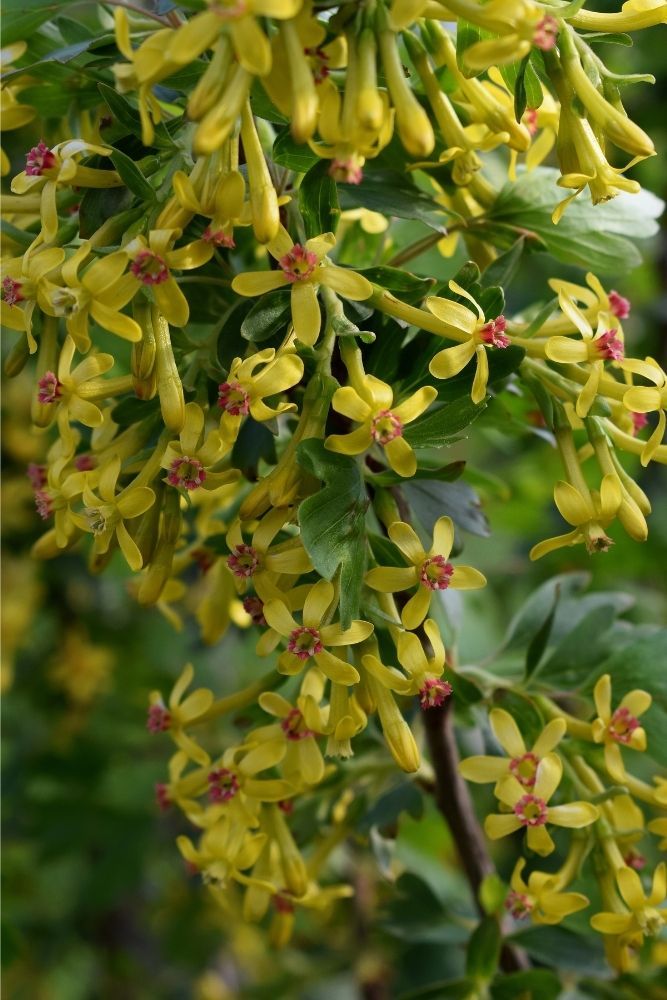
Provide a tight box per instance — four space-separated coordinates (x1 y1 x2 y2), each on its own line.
104 1 173 27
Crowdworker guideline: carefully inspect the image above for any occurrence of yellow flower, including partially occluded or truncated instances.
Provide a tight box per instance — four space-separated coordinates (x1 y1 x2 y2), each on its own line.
231 226 372 346
257 690 326 786
425 280 511 404
546 318 626 419
591 674 651 782
365 517 486 630
38 335 116 430
262 579 373 685
70 455 155 570
308 77 394 183
362 618 451 709
460 709 567 789
325 375 436 478
125 229 212 328
225 507 312 600
458 2 560 72
504 858 589 925
485 753 599 856
1 246 65 352
622 357 666 465
161 402 238 494
32 449 87 549
177 814 269 888
0 42 36 176
11 139 122 241
171 166 254 249
648 817 667 851
591 864 666 938
148 663 215 766
38 242 141 352
217 346 304 445
529 476 622 560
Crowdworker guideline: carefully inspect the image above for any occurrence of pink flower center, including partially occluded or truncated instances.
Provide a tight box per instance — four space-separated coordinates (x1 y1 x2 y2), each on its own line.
155 782 171 811
514 793 548 827
217 380 250 415
130 249 169 285
167 455 206 491
35 490 53 520
203 226 235 248
192 547 215 573
623 850 645 871
608 290 630 320
279 244 319 282
509 752 540 789
631 412 648 435
329 158 364 185
27 463 48 490
2 276 24 306
242 595 266 626
419 555 454 591
273 894 294 914
278 799 294 815
505 891 533 919
287 626 323 661
281 707 313 741
75 454 96 471
208 767 239 803
147 704 171 733
25 141 57 176
608 706 640 744
305 46 330 84
480 316 510 349
533 15 559 50
419 678 453 710
370 409 403 445
226 543 260 578
523 109 539 136
37 371 62 404
596 329 624 361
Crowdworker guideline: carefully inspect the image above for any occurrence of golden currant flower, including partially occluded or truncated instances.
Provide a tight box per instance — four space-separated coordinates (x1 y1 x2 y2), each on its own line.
0 42 36 176
460 709 567 789
147 663 215 766
125 229 212 328
225 507 312 601
622 357 667 465
362 618 452 710
217 346 304 445
365 517 486 630
1 246 65 351
529 476 622 560
591 674 651 782
161 402 238 494
257 690 326 786
591 864 666 939
504 858 589 925
37 335 116 430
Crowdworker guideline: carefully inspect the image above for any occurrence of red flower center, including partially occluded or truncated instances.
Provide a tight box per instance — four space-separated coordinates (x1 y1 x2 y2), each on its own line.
217 380 250 415
608 706 640 744
203 226 235 248
514 793 548 827
35 490 53 520
509 752 540 789
596 329 624 361
2 276 24 306
631 412 648 435
505 890 533 919
25 141 57 176
419 678 453 710
623 849 645 871
287 626 323 661
273 894 294 914
27 463 48 490
130 249 169 285
608 290 630 320
227 543 260 578
208 768 240 803
242 595 266 626
329 157 364 185
480 316 510 349
37 371 62 404
370 409 403 445
523 109 539 136
155 782 171 811
75 454 96 471
278 799 294 815
305 45 330 84
279 244 319 282
147 704 172 733
280 707 313 741
167 456 206 491
419 555 454 591
533 15 559 50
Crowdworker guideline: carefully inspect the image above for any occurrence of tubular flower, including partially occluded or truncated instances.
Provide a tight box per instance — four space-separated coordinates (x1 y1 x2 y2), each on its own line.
256 691 326 785
459 709 567 789
125 230 213 328
11 140 122 241
177 814 270 888
161 402 238 494
1 247 65 351
148 663 215 766
529 475 622 560
546 318 625 419
231 226 372 346
225 507 312 601
591 674 651 782
262 579 373 685
218 347 304 444
38 242 141 352
426 281 510 405
485 753 599 856
505 859 589 925
43 336 116 430
30 452 88 549
171 166 254 248
362 618 452 710
460 4 560 72
365 517 486 630
621 357 667 465
325 375 437 478
308 76 394 183
70 455 155 571
591 864 666 939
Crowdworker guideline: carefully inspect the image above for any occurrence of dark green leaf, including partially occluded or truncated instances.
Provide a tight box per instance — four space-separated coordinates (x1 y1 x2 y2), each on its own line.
299 159 340 238
359 781 424 833
466 917 502 981
368 460 465 488
297 439 370 629
403 480 490 538
110 396 161 426
108 149 156 202
455 18 493 77
478 286 505 321
231 418 277 477
1 0 75 45
240 289 292 342
78 187 134 240
339 170 448 233
403 399 486 449
272 128 319 172
524 586 560 678
491 969 562 1000
530 605 619 689
501 572 591 652
483 238 526 289
98 84 175 149
510 925 607 974
399 978 475 1000
359 266 435 303
491 691 547 747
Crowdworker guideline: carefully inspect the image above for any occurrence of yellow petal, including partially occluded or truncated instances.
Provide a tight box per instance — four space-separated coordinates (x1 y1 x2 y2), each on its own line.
320 265 372 301
532 718 567 757
314 648 360 685
388 521 424 564
484 813 522 839
291 281 321 345
429 340 477 380
459 756 509 783
232 271 288 296
384 436 416 477
526 824 555 857
547 802 599 828
332 386 372 423
534 753 563 801
554 481 594 527
401 586 431 630
425 296 477 335
489 708 525 758
302 579 335 628
365 566 417 593
545 337 590 364
393 386 437 423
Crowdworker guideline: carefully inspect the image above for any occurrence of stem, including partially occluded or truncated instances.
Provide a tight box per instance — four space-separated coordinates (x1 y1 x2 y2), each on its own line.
388 230 450 268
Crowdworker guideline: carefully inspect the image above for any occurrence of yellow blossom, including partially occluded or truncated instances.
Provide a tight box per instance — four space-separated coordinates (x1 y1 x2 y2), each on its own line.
125 229 212 328
460 709 567 789
504 858 589 925
148 663 215 766
591 864 666 938
621 356 667 465
591 674 651 782
161 402 238 494
225 507 312 601
1 246 65 352
217 347 304 445
529 476 622 560
0 42 36 176
38 335 116 430
256 690 326 785
362 618 451 709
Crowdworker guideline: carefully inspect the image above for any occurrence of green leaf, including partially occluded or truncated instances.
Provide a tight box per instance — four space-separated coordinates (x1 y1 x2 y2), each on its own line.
524 586 560 678
1 0 75 45
491 969 562 1000
359 781 424 833
110 396 160 426
368 459 465 488
479 874 507 917
240 289 292 342
489 167 665 273
339 169 448 233
530 605 620 690
455 18 494 78
108 149 156 202
478 285 504 321
501 572 590 652
297 439 369 629
359 266 435 303
98 84 175 149
78 187 134 241
272 129 319 172
299 160 340 239
403 399 486 450
231 418 277 477
483 238 526 290
491 691 546 747
510 925 607 974
466 917 502 982
403 479 490 538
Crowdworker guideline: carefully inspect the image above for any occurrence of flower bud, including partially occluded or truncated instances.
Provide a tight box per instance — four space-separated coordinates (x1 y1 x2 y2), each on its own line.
281 20 318 143
377 12 434 157
240 102 280 244
152 308 185 433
